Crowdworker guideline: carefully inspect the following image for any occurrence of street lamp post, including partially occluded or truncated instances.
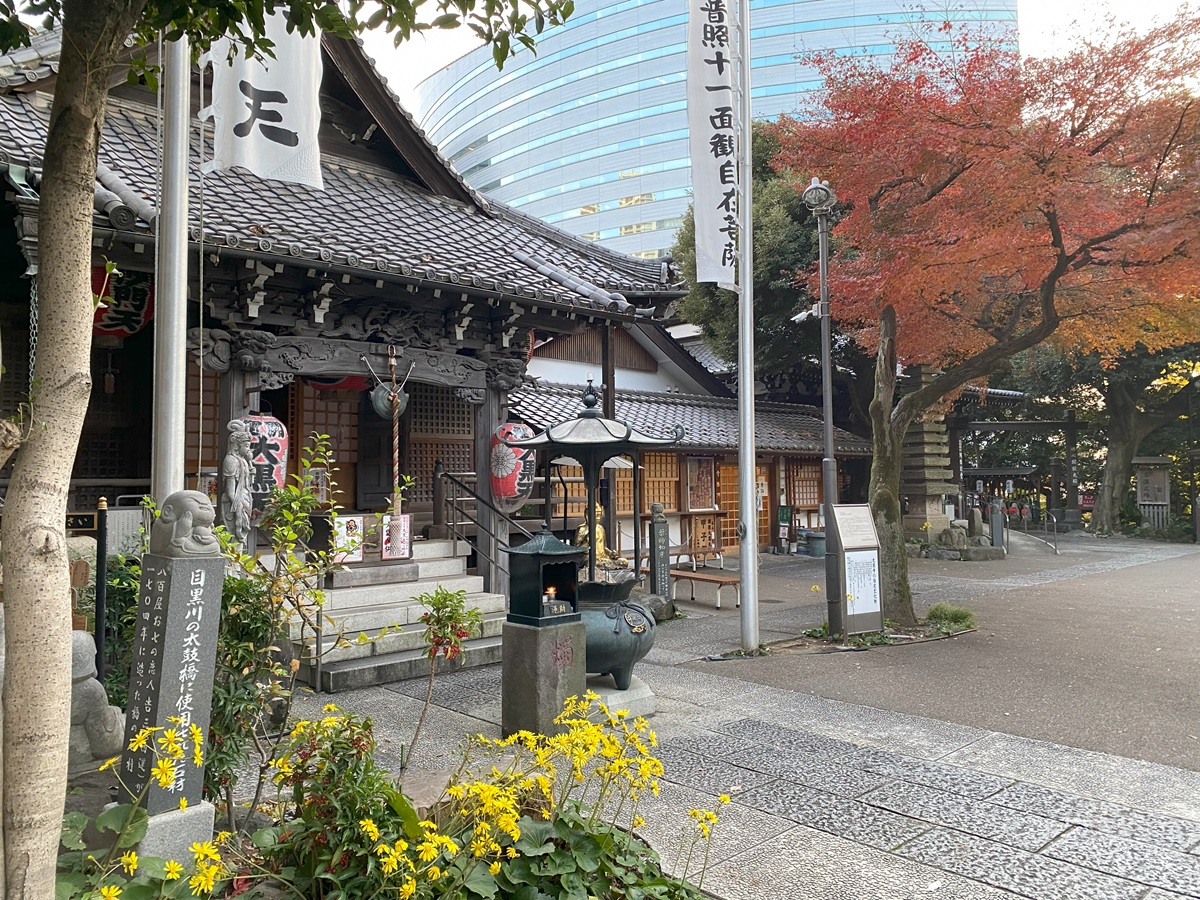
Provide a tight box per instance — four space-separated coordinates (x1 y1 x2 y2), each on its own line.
802 177 843 636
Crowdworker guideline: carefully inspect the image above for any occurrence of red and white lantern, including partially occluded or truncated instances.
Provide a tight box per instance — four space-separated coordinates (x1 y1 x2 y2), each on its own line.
490 424 537 515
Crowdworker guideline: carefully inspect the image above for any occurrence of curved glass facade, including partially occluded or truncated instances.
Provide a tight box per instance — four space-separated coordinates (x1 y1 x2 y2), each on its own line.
414 0 1017 258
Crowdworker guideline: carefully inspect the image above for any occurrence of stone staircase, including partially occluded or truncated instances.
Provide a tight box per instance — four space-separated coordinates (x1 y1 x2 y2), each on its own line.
292 538 506 693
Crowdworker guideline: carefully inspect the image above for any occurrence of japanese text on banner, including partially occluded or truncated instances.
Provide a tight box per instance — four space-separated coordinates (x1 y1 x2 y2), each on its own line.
687 0 739 290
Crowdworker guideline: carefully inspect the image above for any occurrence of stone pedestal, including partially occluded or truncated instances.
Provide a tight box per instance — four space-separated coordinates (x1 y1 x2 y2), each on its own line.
900 369 958 537
647 506 671 602
584 674 655 719
138 801 216 865
501 620 586 737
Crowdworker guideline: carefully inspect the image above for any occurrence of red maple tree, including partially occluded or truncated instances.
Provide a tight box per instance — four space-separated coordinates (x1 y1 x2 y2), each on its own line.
772 16 1200 623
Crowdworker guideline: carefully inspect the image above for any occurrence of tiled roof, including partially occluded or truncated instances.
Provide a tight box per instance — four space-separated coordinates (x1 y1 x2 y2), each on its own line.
0 35 683 315
0 30 63 88
510 382 872 456
677 337 733 376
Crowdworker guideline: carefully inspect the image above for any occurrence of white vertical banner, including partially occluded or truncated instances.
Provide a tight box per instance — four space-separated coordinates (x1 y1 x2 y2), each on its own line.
687 0 739 289
201 12 324 189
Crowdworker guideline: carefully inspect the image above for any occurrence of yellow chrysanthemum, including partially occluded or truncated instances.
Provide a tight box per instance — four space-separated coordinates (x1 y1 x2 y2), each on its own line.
179 797 188 811
398 878 416 899
489 861 502 875
128 728 153 752
358 818 380 841
119 850 138 875
99 884 122 899
190 840 219 863
719 794 731 804
99 756 119 772
416 841 439 863
164 859 184 880
427 865 442 880
151 758 176 789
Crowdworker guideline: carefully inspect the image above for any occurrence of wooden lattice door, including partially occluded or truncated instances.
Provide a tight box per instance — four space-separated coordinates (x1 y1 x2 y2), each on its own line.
718 463 772 547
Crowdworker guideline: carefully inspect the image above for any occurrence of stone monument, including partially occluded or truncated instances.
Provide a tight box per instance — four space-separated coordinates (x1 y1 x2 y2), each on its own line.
121 490 225 860
220 419 254 548
647 503 671 602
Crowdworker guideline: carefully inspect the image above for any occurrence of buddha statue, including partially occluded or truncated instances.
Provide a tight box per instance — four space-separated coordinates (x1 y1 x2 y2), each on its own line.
575 503 629 569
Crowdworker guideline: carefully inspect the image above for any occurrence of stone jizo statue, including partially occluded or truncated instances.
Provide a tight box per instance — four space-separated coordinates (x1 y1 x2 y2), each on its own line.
149 490 221 559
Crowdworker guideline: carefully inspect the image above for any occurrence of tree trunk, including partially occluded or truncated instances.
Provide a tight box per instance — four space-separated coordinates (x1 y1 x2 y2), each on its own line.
867 306 919 626
2 4 144 896
1092 384 1180 535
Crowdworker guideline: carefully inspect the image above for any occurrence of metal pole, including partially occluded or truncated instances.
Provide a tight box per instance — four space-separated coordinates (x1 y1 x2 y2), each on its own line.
734 0 759 651
800 177 844 636
93 497 109 682
150 37 191 501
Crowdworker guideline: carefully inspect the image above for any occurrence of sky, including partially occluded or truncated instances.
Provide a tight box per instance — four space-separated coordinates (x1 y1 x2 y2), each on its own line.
365 0 1191 111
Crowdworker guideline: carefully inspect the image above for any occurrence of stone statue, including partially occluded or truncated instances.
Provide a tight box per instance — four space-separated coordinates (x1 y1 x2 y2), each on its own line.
651 502 667 524
575 503 629 570
220 419 254 547
149 490 221 559
68 631 124 775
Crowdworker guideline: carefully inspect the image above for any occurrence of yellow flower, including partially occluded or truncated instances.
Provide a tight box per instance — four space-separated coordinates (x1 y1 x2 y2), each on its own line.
323 703 341 713
164 859 184 880
417 840 439 862
398 879 416 899
119 850 138 875
179 797 188 811
428 865 443 880
99 885 122 899
99 756 119 772
718 794 731 804
489 861 502 875
190 840 220 863
151 758 176 789
358 818 380 842
811 584 821 592
632 815 646 828
128 728 154 752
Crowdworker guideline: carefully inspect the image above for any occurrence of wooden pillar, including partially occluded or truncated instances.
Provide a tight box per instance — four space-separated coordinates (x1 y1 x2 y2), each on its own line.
216 367 258 470
475 387 508 596
601 325 617 547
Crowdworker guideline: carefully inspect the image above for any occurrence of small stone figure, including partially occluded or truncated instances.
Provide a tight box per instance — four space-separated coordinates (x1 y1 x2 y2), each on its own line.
220 419 254 547
149 490 221 559
68 631 124 775
574 503 629 570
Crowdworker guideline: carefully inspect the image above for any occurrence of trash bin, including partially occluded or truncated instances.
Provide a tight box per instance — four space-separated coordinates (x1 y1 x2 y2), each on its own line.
807 532 827 558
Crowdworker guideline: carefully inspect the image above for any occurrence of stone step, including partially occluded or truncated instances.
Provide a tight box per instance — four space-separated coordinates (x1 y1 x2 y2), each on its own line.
315 635 505 692
328 560 420 588
411 539 470 560
295 590 506 636
415 556 468 579
323 574 485 613
295 609 507 667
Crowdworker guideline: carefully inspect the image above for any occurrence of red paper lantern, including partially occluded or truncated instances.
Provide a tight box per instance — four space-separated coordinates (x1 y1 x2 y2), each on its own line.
490 424 537 515
237 414 289 515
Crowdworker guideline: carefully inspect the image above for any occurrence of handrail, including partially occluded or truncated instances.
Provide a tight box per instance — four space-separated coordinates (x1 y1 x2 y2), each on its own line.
1017 508 1060 555
432 462 538 579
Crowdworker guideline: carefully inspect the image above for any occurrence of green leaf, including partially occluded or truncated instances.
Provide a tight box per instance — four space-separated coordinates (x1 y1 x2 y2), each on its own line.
532 848 579 877
116 805 149 848
461 862 501 898
515 817 556 855
251 825 282 849
59 811 89 850
54 871 88 900
94 803 135 834
384 784 422 839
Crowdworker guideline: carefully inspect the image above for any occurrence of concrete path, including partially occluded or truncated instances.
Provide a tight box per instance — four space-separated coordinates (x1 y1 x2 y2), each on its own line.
292 533 1200 900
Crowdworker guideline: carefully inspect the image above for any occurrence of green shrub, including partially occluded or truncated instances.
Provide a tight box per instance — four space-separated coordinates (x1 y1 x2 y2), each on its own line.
925 602 976 633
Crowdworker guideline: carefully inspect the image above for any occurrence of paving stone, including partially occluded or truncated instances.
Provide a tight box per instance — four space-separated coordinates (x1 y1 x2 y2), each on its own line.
704 825 1020 900
1044 827 1200 895
657 734 759 760
861 781 1069 852
729 746 891 798
896 827 1148 900
1142 890 1196 900
988 781 1200 852
711 718 860 756
662 757 778 796
837 747 1012 800
736 782 932 850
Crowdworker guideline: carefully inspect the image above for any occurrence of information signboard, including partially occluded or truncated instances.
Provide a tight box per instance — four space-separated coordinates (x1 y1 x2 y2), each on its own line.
829 505 883 635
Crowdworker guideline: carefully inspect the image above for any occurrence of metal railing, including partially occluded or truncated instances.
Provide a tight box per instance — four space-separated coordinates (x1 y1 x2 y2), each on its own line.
1020 511 1060 554
431 462 535 578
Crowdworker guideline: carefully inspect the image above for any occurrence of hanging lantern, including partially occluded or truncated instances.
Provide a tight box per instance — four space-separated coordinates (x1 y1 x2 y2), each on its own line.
236 413 289 516
491 423 537 514
92 267 154 336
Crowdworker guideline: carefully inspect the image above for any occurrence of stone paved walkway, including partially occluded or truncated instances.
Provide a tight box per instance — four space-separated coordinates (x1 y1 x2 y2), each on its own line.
290 534 1200 900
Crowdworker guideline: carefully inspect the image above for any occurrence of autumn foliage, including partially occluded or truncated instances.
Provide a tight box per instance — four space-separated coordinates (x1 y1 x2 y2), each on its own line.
770 16 1200 621
774 16 1200 374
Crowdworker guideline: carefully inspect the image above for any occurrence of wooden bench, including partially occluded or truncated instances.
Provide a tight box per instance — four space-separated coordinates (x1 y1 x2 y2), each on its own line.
665 568 741 610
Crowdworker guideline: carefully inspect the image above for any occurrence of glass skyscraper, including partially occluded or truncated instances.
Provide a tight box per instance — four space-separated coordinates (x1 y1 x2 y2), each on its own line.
412 0 1017 259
